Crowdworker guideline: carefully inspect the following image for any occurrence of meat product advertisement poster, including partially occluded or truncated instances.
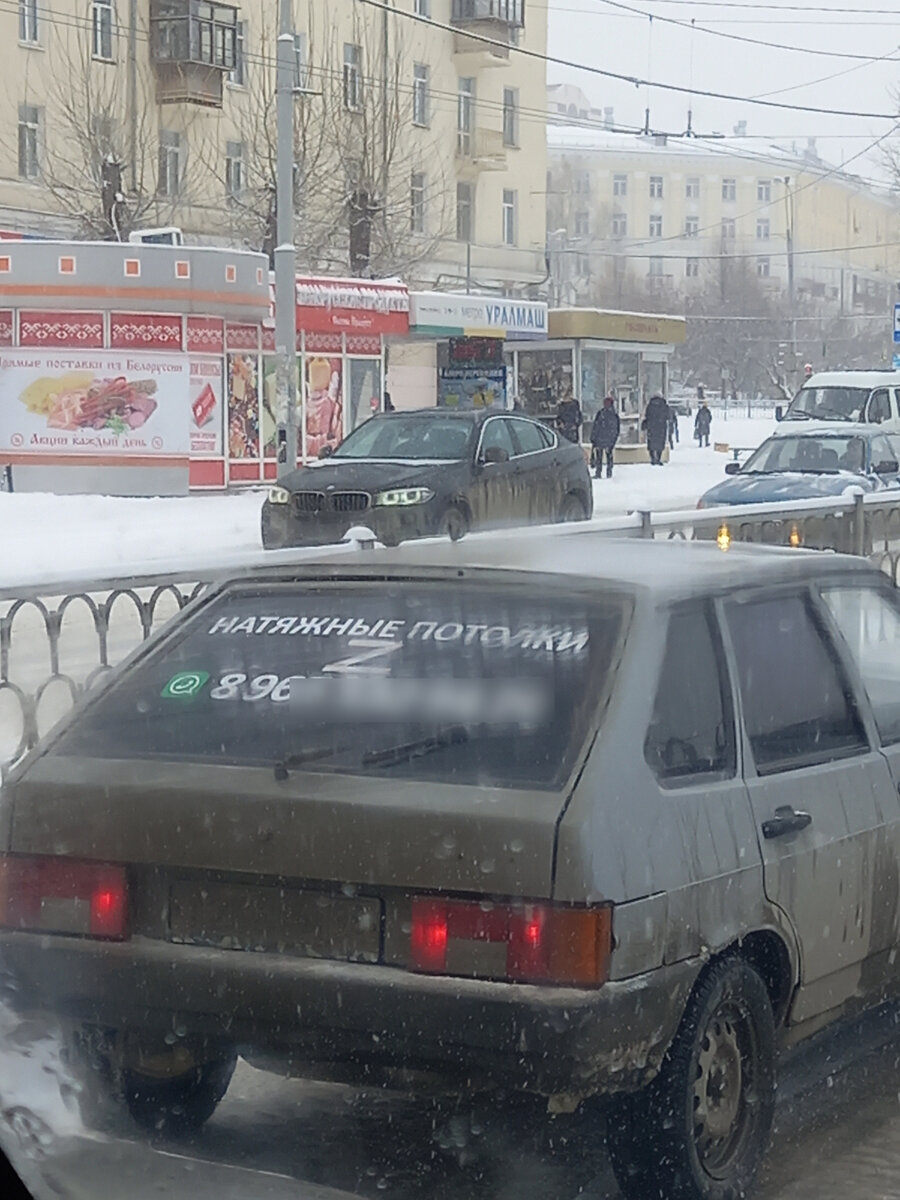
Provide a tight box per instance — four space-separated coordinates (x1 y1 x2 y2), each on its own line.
0 350 190 459
189 357 223 457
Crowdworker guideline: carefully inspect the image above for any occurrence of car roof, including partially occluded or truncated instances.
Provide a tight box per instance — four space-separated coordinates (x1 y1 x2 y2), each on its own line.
376 407 530 423
230 528 875 603
800 372 899 388
772 422 877 438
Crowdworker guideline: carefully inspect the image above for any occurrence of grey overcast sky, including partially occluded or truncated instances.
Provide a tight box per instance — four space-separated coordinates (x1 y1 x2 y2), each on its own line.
546 0 900 180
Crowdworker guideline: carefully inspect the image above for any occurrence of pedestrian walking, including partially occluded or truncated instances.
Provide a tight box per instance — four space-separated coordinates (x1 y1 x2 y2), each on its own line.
666 402 679 451
590 396 620 479
556 394 583 444
694 401 712 448
642 393 669 465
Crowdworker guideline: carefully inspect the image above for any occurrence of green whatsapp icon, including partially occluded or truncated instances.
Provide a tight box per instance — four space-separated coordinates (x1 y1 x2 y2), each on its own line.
161 670 210 700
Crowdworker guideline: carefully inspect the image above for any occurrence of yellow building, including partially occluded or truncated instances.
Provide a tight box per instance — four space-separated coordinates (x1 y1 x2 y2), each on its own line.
1 1 547 292
547 105 900 316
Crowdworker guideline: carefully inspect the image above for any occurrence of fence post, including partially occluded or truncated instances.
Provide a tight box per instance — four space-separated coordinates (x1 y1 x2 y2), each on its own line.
853 492 866 557
639 510 653 539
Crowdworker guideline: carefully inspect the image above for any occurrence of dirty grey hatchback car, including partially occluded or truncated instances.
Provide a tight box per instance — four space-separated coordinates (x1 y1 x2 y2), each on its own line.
4 533 900 1200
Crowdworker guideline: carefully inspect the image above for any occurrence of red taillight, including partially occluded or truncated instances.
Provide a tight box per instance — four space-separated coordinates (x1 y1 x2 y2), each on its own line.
410 897 611 988
0 855 128 940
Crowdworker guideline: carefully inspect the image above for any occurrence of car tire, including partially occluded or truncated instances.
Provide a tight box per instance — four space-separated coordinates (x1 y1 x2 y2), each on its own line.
440 504 469 542
559 493 590 522
123 1052 237 1136
605 956 776 1200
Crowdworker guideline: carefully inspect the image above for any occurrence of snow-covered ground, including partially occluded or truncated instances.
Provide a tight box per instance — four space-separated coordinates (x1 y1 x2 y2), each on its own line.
0 414 775 588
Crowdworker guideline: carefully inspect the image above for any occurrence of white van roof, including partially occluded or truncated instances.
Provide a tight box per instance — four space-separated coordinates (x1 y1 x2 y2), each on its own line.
800 371 899 389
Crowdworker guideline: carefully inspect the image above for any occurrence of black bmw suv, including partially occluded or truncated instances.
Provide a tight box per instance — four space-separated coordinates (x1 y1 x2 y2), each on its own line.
261 408 592 548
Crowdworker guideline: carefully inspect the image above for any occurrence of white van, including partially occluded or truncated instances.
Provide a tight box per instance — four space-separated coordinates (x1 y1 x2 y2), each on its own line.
780 370 900 430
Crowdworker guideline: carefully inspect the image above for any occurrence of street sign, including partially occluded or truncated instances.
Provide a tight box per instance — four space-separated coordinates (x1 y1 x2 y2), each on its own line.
894 303 900 344
893 353 900 371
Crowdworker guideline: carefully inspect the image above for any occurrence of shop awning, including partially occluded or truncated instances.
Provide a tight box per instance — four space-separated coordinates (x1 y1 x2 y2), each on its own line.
548 308 686 345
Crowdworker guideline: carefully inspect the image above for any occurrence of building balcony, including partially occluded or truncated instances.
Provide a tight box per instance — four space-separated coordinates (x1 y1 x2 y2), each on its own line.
457 128 508 173
451 0 523 62
150 0 238 108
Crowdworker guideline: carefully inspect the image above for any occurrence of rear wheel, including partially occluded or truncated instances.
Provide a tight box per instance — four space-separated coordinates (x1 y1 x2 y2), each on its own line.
559 493 590 522
606 957 776 1200
440 504 469 541
123 1051 237 1136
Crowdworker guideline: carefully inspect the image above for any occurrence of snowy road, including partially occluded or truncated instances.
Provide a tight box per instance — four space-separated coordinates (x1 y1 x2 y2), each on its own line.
11 1001 900 1200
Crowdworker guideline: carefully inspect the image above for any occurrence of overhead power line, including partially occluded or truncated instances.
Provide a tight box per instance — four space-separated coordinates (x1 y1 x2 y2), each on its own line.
355 0 899 120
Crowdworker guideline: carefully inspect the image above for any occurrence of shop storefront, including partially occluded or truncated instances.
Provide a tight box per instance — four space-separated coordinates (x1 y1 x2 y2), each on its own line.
508 308 686 445
0 240 269 495
227 277 409 483
389 292 548 412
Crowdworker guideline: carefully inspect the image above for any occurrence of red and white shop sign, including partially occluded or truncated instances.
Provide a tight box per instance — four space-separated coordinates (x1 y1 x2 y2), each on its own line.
110 312 183 351
226 323 260 352
19 311 104 349
187 316 224 355
0 311 13 347
294 277 409 337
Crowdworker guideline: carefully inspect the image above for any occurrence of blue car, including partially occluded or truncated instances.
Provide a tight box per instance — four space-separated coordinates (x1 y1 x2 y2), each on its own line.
697 425 900 508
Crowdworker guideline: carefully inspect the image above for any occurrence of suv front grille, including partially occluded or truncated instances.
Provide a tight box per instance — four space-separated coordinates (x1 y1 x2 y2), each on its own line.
331 492 371 513
293 491 325 514
292 490 371 516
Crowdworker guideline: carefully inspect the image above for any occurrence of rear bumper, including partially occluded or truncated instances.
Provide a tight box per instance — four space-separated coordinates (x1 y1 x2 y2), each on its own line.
261 500 438 548
0 932 697 1097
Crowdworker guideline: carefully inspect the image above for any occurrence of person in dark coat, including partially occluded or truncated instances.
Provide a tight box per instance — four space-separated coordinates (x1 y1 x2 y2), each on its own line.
666 403 679 450
590 396 620 479
642 393 670 465
556 395 583 444
694 402 712 447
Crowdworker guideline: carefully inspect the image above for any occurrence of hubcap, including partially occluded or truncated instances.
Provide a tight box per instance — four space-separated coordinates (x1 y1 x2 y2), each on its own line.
692 1007 754 1177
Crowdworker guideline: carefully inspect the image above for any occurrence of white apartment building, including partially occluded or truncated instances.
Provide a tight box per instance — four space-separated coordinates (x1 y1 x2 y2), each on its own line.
1 1 547 292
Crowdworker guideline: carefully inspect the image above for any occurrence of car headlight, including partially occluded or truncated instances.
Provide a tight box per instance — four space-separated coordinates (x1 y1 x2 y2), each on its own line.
268 486 291 505
374 487 434 507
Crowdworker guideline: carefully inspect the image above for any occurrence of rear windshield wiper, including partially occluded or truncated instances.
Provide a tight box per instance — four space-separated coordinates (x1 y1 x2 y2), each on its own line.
362 726 470 768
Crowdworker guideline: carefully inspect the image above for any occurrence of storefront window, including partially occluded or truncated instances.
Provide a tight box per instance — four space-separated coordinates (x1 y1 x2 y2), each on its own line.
347 357 383 432
227 353 260 458
609 349 640 442
643 360 666 407
305 353 343 458
580 348 608 422
516 348 574 422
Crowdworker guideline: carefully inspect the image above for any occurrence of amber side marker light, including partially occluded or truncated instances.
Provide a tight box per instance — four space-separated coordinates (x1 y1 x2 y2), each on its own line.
716 523 732 552
0 855 128 940
789 523 803 548
410 898 612 987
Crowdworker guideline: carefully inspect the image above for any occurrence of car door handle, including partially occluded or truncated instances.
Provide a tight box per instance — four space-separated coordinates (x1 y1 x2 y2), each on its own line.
762 806 813 840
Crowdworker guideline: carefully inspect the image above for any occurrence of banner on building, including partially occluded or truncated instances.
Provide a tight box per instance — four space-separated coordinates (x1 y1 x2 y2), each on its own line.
189 357 223 457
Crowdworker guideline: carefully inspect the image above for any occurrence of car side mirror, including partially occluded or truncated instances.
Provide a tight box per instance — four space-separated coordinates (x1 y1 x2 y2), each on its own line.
875 460 899 475
318 445 333 459
774 405 784 422
724 461 741 476
481 445 510 465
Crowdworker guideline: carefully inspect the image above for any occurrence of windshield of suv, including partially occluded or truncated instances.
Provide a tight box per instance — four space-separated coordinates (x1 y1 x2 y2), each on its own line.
50 583 629 789
742 434 867 474
787 386 870 422
330 415 475 461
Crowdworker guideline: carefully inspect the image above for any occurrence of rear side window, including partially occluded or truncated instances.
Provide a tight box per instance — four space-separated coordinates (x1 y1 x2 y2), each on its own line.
479 418 517 459
727 594 867 774
867 389 892 424
821 584 900 745
509 419 547 455
644 606 736 785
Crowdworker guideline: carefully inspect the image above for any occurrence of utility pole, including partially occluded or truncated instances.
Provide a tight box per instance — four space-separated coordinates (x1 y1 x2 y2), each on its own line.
275 0 298 482
783 176 797 391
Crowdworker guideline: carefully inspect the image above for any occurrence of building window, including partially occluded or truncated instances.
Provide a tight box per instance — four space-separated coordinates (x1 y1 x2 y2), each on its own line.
686 258 700 278
415 0 430 14
721 218 736 241
502 87 519 147
502 188 517 246
613 173 627 197
410 171 426 233
649 175 663 199
412 63 430 126
92 1 114 59
757 218 770 241
576 253 590 276
722 177 736 201
574 210 589 237
294 32 308 90
649 214 663 238
456 180 473 242
157 130 181 197
225 140 244 203
19 0 38 43
757 179 771 202
648 257 664 277
343 43 362 110
685 216 699 237
612 212 627 238
457 77 474 155
757 257 770 278
575 170 590 196
685 176 700 200
229 19 246 85
17 103 40 178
